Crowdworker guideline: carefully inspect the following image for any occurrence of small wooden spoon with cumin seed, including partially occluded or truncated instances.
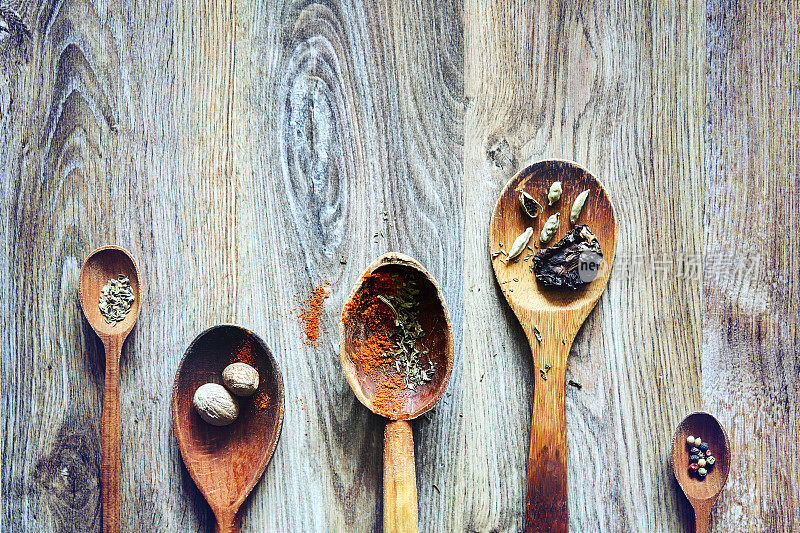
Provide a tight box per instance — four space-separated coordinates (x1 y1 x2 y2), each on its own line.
78 245 142 533
490 160 617 532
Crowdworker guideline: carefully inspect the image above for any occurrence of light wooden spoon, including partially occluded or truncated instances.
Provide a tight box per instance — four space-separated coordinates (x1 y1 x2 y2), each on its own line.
172 325 285 533
671 411 731 533
78 245 142 533
489 160 617 532
340 253 454 533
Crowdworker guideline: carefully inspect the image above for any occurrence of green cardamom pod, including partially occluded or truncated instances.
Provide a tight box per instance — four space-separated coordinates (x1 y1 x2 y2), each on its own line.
519 191 543 218
570 189 589 224
540 213 560 243
547 181 562 205
507 227 534 260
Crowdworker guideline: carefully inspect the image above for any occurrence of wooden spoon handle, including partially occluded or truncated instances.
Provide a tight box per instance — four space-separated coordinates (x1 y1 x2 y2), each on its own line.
101 339 122 533
214 510 241 533
693 504 711 533
384 420 418 533
524 324 570 533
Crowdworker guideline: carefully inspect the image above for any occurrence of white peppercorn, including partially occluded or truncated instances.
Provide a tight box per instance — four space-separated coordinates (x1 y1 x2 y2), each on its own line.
686 435 696 445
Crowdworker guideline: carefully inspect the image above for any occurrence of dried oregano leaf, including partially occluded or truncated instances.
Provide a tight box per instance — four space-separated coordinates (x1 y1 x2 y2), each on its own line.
533 325 543 343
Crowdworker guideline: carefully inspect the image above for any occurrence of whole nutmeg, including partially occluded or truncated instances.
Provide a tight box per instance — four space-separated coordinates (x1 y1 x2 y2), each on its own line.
222 362 259 397
193 383 239 426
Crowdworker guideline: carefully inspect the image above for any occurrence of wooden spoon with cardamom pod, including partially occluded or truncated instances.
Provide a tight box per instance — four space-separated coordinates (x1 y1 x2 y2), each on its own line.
340 253 454 533
489 160 617 532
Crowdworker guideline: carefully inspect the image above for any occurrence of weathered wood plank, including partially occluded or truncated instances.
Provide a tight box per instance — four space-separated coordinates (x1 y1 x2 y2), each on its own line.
705 1 800 530
461 1 704 530
1 0 216 530
232 1 463 530
2 1 127 530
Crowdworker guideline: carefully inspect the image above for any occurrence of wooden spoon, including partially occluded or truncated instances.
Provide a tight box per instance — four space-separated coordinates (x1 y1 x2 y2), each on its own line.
671 411 731 533
172 325 285 533
340 253 454 533
78 245 142 533
489 160 617 532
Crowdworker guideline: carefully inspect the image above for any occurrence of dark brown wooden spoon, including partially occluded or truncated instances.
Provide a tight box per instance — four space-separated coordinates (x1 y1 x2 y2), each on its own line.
172 325 285 533
78 245 142 533
490 160 617 532
671 412 731 533
340 253 454 533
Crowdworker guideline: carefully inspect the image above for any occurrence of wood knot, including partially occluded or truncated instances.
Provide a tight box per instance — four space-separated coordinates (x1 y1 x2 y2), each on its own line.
33 422 100 528
279 28 347 245
0 8 31 58
486 137 516 170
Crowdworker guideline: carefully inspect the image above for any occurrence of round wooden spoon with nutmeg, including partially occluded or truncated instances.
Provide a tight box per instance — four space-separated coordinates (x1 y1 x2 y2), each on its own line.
172 325 284 533
340 253 454 533
490 160 617 532
78 246 142 533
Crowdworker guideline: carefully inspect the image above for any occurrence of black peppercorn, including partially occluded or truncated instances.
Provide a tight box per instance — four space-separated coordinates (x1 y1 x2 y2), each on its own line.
690 447 700 455
699 442 709 453
689 455 699 464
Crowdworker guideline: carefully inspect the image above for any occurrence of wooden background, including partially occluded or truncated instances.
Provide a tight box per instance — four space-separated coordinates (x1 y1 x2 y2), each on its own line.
1 0 797 531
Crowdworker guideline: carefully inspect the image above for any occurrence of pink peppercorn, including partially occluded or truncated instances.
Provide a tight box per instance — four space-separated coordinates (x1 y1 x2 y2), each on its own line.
689 463 700 472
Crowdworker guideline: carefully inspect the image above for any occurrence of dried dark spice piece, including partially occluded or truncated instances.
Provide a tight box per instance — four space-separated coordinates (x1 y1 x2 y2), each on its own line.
533 225 603 289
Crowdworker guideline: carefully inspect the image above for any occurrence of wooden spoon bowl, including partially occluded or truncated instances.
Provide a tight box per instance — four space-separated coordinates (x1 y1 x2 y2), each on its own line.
172 325 285 533
79 246 142 338
340 252 454 533
340 253 454 421
489 160 617 532
78 245 142 533
671 412 731 533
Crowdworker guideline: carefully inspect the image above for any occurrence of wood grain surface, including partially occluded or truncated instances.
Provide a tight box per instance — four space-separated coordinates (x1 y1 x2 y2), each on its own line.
705 1 800 531
1 1 797 532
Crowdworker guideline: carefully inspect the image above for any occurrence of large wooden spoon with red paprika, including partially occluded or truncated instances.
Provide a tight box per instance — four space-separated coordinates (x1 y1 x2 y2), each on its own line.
340 253 454 533
490 160 617 532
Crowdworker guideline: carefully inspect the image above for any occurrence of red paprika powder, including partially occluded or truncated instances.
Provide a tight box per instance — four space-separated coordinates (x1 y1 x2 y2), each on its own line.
298 284 330 346
343 271 411 415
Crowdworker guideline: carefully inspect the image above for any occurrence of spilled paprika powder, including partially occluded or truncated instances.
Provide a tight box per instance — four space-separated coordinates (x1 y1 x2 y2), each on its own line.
297 284 330 346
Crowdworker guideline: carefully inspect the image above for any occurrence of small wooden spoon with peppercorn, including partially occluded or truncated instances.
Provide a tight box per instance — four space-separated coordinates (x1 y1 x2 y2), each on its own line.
671 412 731 533
78 246 142 533
489 160 617 532
340 253 454 533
